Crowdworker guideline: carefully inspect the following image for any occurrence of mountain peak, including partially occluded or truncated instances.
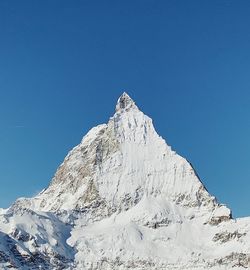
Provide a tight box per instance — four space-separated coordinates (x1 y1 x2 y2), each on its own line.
115 92 138 112
2 93 247 270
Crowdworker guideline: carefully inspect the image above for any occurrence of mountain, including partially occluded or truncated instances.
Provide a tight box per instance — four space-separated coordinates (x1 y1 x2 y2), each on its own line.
0 92 249 269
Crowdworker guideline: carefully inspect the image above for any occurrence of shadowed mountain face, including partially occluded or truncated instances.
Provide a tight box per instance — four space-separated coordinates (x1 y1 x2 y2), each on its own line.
0 93 249 269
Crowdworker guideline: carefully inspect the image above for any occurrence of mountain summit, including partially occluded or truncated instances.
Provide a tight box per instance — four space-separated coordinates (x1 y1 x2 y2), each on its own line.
15 92 219 214
115 92 138 111
0 93 249 269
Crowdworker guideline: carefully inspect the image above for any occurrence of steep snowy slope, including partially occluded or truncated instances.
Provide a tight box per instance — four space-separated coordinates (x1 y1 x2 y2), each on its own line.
0 93 249 269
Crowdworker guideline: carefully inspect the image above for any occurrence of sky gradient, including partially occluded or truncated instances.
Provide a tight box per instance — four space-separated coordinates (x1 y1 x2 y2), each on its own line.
0 1 250 217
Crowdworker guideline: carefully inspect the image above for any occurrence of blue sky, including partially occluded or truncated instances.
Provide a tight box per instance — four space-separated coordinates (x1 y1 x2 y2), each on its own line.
0 1 250 217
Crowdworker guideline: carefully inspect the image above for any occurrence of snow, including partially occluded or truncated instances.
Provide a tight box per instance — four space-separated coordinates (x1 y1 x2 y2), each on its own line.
0 92 249 269
212 205 232 219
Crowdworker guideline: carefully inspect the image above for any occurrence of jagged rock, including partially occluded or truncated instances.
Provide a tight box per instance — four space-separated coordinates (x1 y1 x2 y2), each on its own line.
213 252 250 268
213 230 246 243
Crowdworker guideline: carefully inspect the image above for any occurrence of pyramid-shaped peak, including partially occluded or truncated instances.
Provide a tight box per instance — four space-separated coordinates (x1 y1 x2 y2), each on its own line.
115 92 138 112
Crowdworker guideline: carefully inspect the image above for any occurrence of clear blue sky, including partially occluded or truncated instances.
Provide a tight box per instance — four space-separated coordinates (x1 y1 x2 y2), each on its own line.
0 1 250 217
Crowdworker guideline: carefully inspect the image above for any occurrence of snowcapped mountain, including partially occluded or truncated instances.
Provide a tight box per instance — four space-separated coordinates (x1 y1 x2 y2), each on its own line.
0 92 249 269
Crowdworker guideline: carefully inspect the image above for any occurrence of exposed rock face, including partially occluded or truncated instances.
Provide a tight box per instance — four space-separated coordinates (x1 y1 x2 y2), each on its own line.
213 230 246 243
0 92 249 269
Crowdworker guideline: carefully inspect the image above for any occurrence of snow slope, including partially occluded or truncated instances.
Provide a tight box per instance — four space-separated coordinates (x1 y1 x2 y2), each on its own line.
0 93 249 269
